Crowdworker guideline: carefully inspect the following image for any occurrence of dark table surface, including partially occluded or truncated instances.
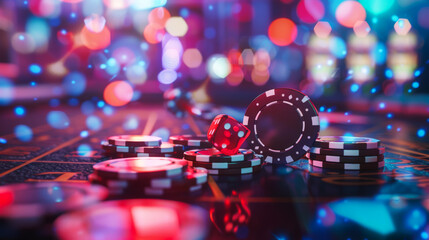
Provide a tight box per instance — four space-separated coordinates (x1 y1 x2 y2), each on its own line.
1 103 428 240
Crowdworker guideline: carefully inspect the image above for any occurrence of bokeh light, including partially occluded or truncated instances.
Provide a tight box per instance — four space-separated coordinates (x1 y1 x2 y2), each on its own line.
297 0 325 24
353 21 371 37
125 63 147 85
11 33 36 54
47 111 70 129
314 21 331 38
86 115 102 130
143 24 165 44
418 7 429 29
207 54 232 79
0 78 14 106
148 7 171 29
81 25 111 50
157 69 178 84
394 18 411 36
84 14 106 33
359 0 394 15
103 81 134 107
62 72 87 96
103 0 132 9
268 18 297 46
165 17 188 37
14 125 33 142
183 48 203 68
335 1 366 28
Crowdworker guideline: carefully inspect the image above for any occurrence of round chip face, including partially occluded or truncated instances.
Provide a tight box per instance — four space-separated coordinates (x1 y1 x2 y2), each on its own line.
89 167 208 189
189 158 261 169
102 141 184 154
184 148 254 163
243 88 320 164
313 136 380 149
108 135 162 147
310 147 385 156
307 153 384 163
93 157 188 180
169 135 213 148
206 165 263 175
0 182 107 222
309 159 385 170
54 199 209 240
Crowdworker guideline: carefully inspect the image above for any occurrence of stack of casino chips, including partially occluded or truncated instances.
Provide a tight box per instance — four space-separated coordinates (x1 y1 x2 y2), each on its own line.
183 148 262 175
90 157 208 197
168 134 213 151
307 136 385 170
101 135 185 159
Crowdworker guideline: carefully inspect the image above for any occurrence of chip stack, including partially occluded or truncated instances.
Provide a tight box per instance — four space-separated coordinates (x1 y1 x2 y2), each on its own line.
183 148 262 175
90 157 208 197
101 135 184 159
169 134 213 151
307 136 385 170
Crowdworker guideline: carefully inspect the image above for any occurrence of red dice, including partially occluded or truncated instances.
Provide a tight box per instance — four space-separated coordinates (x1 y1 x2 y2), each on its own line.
207 114 250 155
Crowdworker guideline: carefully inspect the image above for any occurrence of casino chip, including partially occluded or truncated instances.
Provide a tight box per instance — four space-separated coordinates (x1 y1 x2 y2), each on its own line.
207 165 262 175
104 152 183 159
93 157 188 180
54 199 209 240
108 135 162 147
184 148 255 163
307 152 384 163
309 159 385 170
169 135 213 148
313 136 381 150
189 158 261 169
102 141 184 154
243 88 320 165
89 167 208 189
310 146 385 156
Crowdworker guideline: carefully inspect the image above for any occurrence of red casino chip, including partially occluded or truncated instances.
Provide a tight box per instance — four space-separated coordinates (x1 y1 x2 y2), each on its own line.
92 157 188 180
107 135 162 147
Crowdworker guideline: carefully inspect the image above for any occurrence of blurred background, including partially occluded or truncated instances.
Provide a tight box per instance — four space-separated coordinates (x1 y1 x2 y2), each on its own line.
0 0 428 117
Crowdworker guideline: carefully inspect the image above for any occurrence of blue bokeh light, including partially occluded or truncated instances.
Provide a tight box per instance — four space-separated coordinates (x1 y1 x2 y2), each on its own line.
14 124 33 142
47 111 70 129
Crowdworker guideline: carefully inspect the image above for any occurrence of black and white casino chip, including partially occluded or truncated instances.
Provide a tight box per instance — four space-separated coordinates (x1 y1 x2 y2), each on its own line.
243 88 320 165
313 136 381 150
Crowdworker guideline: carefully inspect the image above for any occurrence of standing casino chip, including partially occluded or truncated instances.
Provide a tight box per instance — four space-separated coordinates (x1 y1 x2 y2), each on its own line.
107 135 162 147
243 88 320 164
313 136 381 149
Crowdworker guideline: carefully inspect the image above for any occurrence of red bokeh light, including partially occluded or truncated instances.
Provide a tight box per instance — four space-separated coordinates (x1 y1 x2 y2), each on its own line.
297 0 325 24
144 23 165 44
148 7 171 29
103 81 134 107
81 26 111 50
335 1 366 28
268 18 297 46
